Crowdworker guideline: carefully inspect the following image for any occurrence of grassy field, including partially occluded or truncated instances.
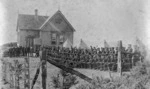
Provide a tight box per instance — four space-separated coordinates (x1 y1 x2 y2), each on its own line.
2 57 125 89
2 57 150 89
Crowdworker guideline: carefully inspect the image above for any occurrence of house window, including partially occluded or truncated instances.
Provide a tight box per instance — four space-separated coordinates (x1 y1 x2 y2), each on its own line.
51 33 57 45
59 35 64 45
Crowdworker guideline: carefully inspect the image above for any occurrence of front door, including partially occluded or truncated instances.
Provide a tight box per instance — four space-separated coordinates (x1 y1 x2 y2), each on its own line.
26 36 34 47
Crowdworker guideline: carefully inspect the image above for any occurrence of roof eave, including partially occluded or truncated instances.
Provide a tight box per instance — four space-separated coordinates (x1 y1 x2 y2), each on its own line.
19 28 41 30
39 11 59 30
59 11 76 32
40 10 76 32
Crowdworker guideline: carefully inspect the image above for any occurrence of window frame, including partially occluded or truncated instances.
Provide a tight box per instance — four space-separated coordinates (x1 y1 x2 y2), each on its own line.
51 32 57 45
59 35 64 45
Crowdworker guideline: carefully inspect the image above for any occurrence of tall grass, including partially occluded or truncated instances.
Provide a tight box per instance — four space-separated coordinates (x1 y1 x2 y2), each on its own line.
51 69 78 89
76 61 150 89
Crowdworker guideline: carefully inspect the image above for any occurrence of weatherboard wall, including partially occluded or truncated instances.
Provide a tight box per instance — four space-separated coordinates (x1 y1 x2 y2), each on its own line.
18 29 40 47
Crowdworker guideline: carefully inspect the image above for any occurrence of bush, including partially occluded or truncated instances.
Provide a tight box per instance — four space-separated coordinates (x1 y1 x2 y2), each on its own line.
76 61 150 89
51 70 78 89
51 74 61 88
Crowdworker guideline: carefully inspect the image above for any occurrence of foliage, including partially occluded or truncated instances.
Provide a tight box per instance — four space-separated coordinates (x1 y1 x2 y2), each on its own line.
60 69 68 77
51 74 61 88
76 61 150 89
51 70 79 89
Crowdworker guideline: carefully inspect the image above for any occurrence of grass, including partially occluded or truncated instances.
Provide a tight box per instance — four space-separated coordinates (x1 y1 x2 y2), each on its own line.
76 61 150 89
51 70 79 89
2 57 150 89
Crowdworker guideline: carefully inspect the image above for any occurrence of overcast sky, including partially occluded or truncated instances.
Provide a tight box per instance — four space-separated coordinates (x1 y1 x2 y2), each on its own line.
0 0 150 48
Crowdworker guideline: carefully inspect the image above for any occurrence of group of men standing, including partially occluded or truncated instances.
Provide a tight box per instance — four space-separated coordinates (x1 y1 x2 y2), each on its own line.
3 45 143 72
45 46 143 71
7 46 39 57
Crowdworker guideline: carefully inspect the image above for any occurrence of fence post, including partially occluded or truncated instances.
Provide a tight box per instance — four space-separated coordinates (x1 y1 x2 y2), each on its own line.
131 55 135 68
14 60 20 89
117 40 122 76
40 47 47 89
9 63 14 88
3 61 7 82
24 57 30 89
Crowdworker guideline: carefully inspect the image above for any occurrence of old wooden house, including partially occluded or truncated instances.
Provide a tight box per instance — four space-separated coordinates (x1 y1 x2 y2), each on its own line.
16 9 75 47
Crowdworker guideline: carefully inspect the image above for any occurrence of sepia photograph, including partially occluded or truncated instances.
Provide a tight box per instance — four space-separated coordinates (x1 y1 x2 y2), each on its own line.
0 0 150 89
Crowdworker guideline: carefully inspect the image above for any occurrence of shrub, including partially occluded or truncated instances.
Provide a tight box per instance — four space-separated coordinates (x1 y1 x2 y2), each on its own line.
51 70 78 89
51 74 61 88
76 61 150 89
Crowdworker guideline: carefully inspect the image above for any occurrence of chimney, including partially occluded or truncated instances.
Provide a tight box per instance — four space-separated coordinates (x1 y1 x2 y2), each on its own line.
34 9 38 20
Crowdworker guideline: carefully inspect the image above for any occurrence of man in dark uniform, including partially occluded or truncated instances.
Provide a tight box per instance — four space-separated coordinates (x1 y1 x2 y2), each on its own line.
24 47 27 56
22 47 24 56
9 48 12 57
27 47 30 57
13 47 16 57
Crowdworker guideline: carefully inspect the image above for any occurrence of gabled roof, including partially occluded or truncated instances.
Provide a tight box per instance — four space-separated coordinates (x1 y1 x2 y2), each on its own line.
40 10 75 32
17 14 48 30
17 10 76 32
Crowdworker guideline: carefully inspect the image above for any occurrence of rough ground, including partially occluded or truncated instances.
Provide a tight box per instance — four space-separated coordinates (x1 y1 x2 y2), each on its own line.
1 57 121 89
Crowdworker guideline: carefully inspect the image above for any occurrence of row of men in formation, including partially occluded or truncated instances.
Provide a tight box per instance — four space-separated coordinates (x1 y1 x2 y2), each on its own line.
46 45 135 55
6 45 142 60
4 46 143 71
6 46 40 57
45 46 142 63
44 46 143 71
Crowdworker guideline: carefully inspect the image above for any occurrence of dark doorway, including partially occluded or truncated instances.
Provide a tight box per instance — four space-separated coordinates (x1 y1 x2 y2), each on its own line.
26 36 34 47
